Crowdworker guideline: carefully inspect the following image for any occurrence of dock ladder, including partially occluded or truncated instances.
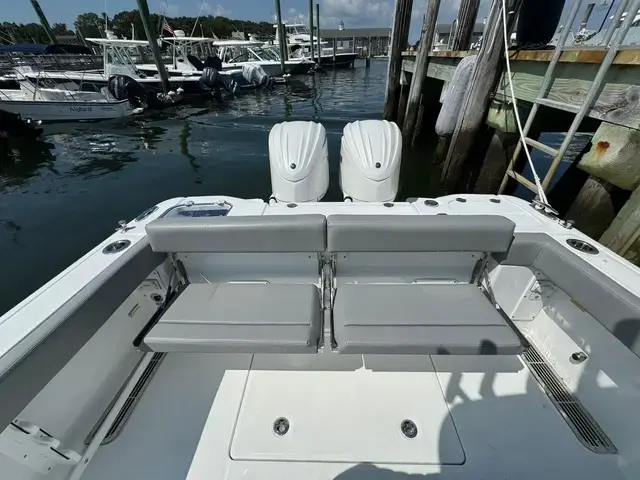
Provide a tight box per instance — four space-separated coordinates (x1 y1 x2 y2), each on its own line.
498 0 640 197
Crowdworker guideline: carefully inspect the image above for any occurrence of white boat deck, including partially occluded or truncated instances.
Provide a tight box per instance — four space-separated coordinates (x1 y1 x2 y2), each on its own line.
83 348 630 479
3 195 640 480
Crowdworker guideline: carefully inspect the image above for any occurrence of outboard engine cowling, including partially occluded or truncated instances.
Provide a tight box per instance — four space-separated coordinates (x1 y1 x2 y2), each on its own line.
269 121 329 203
200 67 236 94
108 75 148 108
340 120 401 202
199 67 220 92
242 63 270 87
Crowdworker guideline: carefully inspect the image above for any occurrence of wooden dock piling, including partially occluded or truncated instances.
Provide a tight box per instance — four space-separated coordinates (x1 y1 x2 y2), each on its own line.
383 0 414 122
275 0 287 74
316 4 322 65
601 184 640 264
403 0 441 146
441 0 522 191
451 0 481 51
136 0 170 94
29 0 57 44
309 0 315 64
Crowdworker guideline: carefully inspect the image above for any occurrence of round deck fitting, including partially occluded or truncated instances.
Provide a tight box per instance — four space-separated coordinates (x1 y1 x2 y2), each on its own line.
401 419 418 438
273 417 290 436
571 352 588 364
102 240 131 255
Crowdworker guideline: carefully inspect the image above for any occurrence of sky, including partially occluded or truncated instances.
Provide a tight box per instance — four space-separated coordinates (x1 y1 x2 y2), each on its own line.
4 0 618 42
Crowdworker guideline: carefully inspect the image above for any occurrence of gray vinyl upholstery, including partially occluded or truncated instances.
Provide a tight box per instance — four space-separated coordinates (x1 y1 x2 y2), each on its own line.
326 215 516 252
333 284 523 355
327 214 522 355
502 233 640 358
144 283 322 353
143 215 327 354
146 214 327 253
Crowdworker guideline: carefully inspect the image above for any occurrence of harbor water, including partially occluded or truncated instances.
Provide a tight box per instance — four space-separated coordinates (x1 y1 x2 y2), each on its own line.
0 59 388 314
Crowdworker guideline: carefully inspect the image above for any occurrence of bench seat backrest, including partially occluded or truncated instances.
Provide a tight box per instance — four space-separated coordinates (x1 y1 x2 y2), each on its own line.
326 215 516 284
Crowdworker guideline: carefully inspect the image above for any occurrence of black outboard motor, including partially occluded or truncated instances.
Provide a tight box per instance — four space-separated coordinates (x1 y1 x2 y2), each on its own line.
199 67 221 93
205 55 223 71
187 54 205 71
199 67 237 96
0 109 43 141
108 75 149 109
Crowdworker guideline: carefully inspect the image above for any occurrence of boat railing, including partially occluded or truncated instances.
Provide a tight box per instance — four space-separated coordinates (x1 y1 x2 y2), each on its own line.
0 53 103 75
8 64 113 103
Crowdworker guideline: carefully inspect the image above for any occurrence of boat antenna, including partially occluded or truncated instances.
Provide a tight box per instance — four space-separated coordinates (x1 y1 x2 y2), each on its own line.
104 0 108 35
190 0 207 37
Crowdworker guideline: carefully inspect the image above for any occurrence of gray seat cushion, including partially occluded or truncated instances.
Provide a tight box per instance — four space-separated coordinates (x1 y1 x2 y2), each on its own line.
144 283 322 353
146 214 327 253
327 215 516 253
333 284 523 355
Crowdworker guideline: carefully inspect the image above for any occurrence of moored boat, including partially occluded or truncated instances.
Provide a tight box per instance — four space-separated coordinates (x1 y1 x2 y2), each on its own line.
1 120 639 480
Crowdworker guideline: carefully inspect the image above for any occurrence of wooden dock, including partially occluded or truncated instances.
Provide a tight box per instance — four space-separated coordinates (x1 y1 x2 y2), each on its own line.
402 48 640 130
383 0 640 266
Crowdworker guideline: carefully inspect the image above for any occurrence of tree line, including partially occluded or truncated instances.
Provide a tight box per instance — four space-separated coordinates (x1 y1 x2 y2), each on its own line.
0 11 276 45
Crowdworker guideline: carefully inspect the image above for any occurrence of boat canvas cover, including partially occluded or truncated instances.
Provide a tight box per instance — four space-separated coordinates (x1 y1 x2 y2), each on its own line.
0 44 92 55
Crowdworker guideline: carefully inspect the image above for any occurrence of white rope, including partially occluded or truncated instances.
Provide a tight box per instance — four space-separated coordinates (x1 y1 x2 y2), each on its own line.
501 0 549 205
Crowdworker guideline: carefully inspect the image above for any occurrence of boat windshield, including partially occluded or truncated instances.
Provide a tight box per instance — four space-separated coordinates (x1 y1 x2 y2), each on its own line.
295 26 309 34
109 46 136 66
257 47 280 61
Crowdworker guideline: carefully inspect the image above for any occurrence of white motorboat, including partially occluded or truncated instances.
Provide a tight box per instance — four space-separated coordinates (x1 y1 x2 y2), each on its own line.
135 35 293 86
0 78 139 122
12 38 208 96
1 119 639 480
214 39 315 76
277 22 359 67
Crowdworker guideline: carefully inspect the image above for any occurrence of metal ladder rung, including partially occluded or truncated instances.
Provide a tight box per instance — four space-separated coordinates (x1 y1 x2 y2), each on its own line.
524 137 559 157
535 97 581 114
506 170 539 194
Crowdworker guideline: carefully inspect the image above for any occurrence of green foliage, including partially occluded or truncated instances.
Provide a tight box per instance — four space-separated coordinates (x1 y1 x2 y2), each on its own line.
0 11 275 45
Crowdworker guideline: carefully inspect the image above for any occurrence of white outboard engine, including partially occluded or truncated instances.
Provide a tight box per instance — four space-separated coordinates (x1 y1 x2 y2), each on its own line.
242 63 269 87
269 121 329 203
340 120 402 202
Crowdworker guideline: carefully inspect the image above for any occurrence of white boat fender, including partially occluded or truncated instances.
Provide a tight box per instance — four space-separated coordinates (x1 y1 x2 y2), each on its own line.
242 63 270 86
435 55 477 137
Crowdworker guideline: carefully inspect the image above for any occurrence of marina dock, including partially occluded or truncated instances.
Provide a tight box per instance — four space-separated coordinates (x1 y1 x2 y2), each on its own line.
385 0 640 266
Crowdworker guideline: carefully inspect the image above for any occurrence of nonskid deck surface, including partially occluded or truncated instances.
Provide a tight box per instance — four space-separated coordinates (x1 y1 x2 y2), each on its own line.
84 352 624 480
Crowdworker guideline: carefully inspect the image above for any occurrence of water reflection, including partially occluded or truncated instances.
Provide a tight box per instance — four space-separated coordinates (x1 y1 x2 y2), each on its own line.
0 59 389 315
0 139 57 189
180 122 203 185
